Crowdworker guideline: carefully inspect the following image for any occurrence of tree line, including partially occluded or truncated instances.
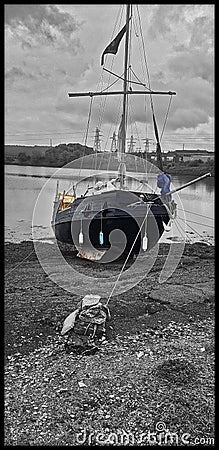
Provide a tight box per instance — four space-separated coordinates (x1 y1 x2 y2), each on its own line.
5 143 94 167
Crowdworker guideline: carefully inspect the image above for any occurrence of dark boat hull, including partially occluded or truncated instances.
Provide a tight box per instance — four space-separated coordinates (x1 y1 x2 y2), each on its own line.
54 213 165 253
52 190 171 259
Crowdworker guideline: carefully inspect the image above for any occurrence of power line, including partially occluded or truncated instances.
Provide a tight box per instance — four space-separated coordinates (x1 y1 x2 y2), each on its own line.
5 131 93 137
5 130 214 138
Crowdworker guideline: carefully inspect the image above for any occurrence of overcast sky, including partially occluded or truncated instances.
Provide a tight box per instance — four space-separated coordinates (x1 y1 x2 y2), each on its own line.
5 4 214 152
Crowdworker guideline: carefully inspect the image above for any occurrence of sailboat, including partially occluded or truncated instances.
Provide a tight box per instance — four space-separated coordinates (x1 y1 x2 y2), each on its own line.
51 5 211 261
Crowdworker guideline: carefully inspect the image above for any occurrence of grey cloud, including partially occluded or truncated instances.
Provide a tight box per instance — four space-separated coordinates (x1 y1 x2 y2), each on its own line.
5 66 36 84
56 68 67 76
189 15 214 51
5 4 82 50
167 108 210 131
116 74 213 133
21 41 32 50
149 8 214 87
170 13 214 83
173 44 186 53
147 4 213 54
55 97 89 117
147 4 186 39
162 77 213 131
168 50 213 83
5 65 57 87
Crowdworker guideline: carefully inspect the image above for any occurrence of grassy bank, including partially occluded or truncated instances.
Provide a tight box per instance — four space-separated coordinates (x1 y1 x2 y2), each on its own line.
5 156 214 178
163 163 214 177
4 241 215 445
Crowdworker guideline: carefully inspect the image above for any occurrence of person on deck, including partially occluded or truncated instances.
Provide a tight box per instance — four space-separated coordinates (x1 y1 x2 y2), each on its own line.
157 169 172 203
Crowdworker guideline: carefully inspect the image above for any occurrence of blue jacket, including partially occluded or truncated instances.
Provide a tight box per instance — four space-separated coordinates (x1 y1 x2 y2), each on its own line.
157 172 171 194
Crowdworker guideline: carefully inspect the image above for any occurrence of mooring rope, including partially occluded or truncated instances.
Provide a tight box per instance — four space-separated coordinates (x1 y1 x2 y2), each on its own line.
4 249 36 277
178 217 212 241
174 217 190 243
177 216 214 229
105 203 151 306
177 207 214 221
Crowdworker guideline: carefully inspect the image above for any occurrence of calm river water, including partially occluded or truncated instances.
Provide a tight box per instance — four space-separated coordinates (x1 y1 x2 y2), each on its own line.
5 164 214 245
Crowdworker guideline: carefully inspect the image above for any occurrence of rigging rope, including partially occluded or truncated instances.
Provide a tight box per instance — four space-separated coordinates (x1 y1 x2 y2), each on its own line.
135 4 175 167
103 67 147 87
101 76 122 92
77 96 94 180
102 96 122 155
128 97 141 148
97 6 124 131
136 5 152 94
129 65 174 151
160 95 173 142
84 97 94 148
133 7 149 88
129 67 150 91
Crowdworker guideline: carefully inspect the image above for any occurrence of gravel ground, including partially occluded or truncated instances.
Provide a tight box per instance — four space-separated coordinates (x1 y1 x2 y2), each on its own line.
4 241 215 446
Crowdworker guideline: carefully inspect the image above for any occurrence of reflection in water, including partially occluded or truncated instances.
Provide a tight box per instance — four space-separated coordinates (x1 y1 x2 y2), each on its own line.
5 164 214 244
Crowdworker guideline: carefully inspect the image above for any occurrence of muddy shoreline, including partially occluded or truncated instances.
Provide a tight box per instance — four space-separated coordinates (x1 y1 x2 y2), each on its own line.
4 241 215 445
5 240 214 359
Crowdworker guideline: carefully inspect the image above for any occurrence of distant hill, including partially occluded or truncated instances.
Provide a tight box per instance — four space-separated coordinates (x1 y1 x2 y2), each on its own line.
4 143 94 167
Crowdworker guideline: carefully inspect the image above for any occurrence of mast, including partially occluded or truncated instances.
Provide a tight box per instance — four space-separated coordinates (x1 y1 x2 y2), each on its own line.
68 4 176 180
119 4 131 188
122 4 131 151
